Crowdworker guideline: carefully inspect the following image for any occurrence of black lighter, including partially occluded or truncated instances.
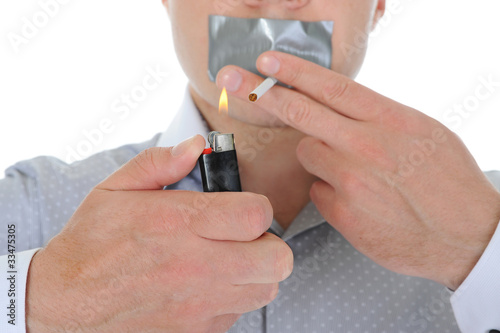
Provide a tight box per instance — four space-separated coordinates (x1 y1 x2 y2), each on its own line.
198 131 242 192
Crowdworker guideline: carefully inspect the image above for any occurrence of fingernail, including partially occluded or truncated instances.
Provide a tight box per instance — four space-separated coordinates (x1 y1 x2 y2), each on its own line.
218 68 242 92
172 135 196 157
259 55 280 75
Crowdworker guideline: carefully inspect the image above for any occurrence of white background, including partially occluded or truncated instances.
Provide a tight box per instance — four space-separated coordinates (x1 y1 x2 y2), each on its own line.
0 0 499 173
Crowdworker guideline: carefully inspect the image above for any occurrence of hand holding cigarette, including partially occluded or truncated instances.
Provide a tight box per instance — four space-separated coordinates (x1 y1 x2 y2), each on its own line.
216 50 500 290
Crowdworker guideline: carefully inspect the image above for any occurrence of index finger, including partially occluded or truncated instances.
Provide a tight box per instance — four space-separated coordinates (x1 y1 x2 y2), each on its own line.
174 191 274 242
217 65 355 146
256 51 395 122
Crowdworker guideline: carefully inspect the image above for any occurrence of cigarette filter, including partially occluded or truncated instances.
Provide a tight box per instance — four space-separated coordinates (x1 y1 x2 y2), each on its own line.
198 131 242 192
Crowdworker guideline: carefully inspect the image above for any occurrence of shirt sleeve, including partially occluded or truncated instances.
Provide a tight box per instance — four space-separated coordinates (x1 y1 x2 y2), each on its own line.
0 248 40 332
0 161 45 332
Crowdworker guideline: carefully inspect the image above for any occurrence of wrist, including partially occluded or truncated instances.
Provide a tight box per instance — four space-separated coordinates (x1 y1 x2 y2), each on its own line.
26 249 44 333
26 249 53 333
25 248 76 333
444 202 500 290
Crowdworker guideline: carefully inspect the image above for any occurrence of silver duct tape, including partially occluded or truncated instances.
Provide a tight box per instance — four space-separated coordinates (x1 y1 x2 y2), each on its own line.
208 15 334 82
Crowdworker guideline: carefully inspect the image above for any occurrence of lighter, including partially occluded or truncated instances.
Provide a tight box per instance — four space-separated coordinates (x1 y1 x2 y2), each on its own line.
198 131 242 192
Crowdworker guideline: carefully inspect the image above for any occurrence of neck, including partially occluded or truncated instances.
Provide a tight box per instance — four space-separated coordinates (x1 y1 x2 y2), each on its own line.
190 86 316 230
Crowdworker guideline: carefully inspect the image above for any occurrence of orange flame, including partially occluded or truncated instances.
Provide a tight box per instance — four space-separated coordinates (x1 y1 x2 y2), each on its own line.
219 87 228 115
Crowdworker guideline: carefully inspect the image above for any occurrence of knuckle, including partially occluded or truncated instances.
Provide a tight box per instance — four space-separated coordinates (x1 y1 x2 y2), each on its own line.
185 192 221 230
385 111 411 131
383 107 424 133
284 96 312 127
239 194 272 237
255 283 280 307
357 140 391 167
272 243 294 281
296 136 313 159
295 137 308 158
84 191 133 230
330 201 357 227
163 257 213 294
133 147 161 177
191 191 212 211
296 136 322 162
173 298 212 323
247 283 279 311
265 283 280 304
183 203 210 230
285 63 304 85
216 314 242 332
150 199 187 233
233 245 264 280
321 79 349 104
344 131 395 170
339 171 364 195
309 181 323 204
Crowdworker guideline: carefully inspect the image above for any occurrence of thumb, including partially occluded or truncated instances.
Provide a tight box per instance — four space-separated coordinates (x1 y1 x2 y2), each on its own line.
96 135 205 191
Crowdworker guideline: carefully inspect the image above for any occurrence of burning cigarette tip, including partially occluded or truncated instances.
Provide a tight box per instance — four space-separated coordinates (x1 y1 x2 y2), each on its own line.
248 77 278 102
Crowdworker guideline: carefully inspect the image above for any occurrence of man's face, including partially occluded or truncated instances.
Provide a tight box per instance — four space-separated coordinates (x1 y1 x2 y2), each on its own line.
164 0 385 126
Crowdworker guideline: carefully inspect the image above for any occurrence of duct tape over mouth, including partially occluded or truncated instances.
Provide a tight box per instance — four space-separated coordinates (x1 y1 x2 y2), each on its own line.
208 15 334 82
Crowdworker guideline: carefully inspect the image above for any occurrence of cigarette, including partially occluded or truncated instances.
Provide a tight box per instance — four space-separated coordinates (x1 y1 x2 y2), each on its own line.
248 77 278 102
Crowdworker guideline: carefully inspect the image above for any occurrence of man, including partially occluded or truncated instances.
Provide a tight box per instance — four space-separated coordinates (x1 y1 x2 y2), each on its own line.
1 0 499 332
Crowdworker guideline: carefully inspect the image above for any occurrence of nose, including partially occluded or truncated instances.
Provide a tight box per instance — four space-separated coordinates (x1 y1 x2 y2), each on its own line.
244 0 310 10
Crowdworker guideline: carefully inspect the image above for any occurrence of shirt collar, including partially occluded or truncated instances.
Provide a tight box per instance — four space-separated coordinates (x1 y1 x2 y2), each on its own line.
156 87 326 240
281 201 326 241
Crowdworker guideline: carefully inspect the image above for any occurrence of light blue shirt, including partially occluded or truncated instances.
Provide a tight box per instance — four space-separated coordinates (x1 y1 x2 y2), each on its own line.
2 89 500 332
